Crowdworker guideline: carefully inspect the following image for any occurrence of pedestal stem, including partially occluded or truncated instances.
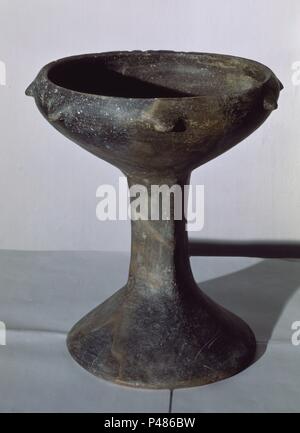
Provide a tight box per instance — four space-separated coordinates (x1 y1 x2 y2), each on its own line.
67 171 256 389
127 172 195 297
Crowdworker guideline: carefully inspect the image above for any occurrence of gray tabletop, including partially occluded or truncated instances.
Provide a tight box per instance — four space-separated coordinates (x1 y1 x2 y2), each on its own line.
0 251 299 412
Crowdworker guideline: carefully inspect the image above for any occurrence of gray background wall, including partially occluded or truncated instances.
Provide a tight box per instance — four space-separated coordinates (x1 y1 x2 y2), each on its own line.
0 0 299 251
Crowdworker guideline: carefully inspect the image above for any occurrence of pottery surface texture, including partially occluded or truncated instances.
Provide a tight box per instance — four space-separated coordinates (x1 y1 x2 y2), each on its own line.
26 51 282 389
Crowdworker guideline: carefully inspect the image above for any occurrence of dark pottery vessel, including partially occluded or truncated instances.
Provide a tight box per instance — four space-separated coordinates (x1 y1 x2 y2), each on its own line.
26 51 282 389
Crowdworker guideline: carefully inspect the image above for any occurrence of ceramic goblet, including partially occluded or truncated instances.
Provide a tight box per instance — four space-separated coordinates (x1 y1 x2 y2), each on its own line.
26 51 282 389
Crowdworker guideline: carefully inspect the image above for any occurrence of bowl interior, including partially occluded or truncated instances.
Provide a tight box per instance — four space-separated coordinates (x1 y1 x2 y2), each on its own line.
47 52 270 99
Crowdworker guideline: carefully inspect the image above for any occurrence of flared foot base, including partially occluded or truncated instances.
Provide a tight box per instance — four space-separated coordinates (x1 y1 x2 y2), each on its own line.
67 285 256 389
